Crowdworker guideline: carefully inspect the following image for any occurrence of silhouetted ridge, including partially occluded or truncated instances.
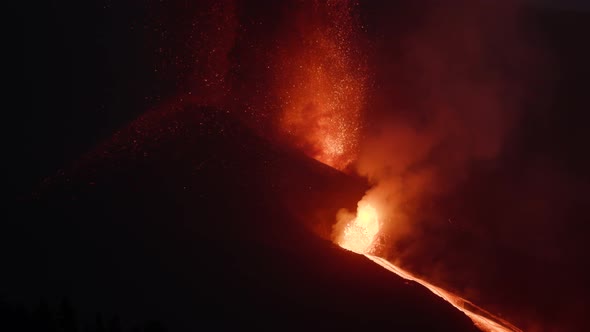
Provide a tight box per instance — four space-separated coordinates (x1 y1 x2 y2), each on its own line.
8 103 478 331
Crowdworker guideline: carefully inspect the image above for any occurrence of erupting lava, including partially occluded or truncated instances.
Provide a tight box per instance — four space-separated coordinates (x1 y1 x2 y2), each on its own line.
270 2 523 331
333 203 522 332
336 202 380 253
275 0 366 171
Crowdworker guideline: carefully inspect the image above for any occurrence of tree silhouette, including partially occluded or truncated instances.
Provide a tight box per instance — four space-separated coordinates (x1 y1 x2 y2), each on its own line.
143 320 166 332
57 297 77 332
33 298 56 332
0 296 166 332
108 314 121 332
1 296 33 332
95 313 106 332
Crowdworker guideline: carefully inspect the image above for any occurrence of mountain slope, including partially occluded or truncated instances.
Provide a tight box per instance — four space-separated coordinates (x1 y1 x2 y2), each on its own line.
6 103 478 331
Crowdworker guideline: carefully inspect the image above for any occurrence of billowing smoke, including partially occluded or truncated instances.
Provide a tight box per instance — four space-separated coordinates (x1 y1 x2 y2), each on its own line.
171 0 583 329
333 0 546 328
324 0 540 258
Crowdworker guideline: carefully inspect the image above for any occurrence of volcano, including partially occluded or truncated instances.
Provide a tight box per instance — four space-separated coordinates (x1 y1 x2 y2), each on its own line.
11 0 590 330
5 103 478 331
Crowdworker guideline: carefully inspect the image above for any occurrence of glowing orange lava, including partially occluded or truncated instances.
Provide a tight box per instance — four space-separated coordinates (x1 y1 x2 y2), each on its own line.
365 255 522 332
336 202 380 253
334 203 522 332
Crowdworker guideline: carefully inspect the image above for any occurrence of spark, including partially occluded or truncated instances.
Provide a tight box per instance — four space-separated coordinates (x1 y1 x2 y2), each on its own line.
275 0 366 171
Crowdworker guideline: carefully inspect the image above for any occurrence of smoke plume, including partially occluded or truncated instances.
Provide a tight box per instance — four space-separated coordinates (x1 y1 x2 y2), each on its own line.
338 1 549 329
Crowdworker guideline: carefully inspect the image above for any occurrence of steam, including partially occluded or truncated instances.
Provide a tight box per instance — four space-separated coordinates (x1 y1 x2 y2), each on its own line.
350 0 536 259
326 3 545 329
180 0 550 329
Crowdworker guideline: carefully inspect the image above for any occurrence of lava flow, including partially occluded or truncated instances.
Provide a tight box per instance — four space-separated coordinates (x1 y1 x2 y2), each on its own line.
334 202 522 332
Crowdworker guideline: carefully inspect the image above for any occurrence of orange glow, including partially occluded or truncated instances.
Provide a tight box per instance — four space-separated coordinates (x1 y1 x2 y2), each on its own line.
337 202 380 253
334 203 522 332
271 2 521 331
366 255 522 332
275 0 366 171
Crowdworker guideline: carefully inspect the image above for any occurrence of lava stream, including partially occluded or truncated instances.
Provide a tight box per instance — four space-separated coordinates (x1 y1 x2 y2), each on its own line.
334 202 521 332
364 255 522 332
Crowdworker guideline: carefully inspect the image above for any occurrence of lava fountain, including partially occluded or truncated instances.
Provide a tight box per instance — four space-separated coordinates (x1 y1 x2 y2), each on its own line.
274 0 367 171
267 1 522 331
335 200 380 253
333 201 522 332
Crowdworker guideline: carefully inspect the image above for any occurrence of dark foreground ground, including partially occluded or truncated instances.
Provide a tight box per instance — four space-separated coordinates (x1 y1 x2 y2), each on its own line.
11 1 590 331
4 104 479 331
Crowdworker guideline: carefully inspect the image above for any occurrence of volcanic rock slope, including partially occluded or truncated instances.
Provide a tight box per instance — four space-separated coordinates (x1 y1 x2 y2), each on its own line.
8 103 478 331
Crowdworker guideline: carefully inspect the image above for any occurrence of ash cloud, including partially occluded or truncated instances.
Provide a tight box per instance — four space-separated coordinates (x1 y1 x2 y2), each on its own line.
357 0 538 250
353 0 552 328
175 1 585 329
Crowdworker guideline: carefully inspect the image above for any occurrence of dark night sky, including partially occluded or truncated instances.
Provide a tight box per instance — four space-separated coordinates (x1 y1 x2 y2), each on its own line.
15 1 589 196
532 0 590 11
10 1 590 331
